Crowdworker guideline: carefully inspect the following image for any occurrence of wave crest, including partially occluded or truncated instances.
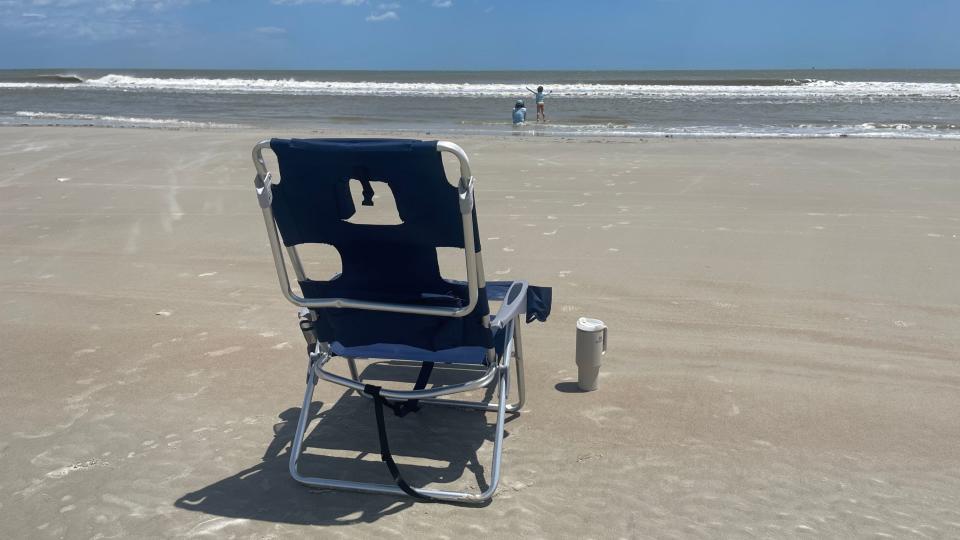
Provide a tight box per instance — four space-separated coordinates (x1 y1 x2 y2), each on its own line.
1 73 958 99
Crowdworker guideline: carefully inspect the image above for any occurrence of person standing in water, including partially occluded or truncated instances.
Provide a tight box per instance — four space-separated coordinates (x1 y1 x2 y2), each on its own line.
525 85 552 122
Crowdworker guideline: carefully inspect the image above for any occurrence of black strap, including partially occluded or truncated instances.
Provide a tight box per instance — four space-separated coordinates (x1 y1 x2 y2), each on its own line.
359 178 375 206
364 384 433 500
298 316 317 356
392 361 434 417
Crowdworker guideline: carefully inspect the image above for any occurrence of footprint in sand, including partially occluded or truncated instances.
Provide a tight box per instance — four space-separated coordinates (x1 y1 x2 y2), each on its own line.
582 406 626 426
204 346 243 357
46 459 107 479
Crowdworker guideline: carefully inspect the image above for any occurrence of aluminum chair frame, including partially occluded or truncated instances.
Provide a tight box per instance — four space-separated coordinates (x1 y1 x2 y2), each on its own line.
252 139 527 503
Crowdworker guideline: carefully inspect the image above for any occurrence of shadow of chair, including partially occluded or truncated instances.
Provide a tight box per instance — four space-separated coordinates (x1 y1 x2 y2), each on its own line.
175 361 516 525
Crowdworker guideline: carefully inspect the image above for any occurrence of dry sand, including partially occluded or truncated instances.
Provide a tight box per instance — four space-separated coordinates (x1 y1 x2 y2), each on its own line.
1 127 959 538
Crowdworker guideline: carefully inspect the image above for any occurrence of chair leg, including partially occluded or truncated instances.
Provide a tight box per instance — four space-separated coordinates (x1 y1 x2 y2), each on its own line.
346 357 360 381
287 351 511 503
346 356 362 396
418 315 525 413
511 318 526 412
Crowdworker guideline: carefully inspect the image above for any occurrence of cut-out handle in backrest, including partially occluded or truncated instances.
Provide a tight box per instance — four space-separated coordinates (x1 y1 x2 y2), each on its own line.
343 179 403 225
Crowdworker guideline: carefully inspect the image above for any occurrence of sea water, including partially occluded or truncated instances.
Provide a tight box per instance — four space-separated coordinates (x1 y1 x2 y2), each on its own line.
2 69 959 139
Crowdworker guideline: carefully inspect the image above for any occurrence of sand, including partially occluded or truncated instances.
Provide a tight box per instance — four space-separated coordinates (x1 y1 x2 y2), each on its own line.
1 127 959 538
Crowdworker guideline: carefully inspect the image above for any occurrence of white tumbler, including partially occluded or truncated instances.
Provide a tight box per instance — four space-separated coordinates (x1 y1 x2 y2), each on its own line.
576 317 607 391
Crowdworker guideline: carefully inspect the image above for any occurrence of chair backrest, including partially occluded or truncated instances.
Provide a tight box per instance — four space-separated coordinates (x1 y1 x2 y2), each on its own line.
263 138 492 352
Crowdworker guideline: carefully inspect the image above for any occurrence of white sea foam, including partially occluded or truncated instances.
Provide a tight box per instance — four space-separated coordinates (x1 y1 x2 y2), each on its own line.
11 111 243 129
455 123 960 140
1 74 959 100
9 110 958 139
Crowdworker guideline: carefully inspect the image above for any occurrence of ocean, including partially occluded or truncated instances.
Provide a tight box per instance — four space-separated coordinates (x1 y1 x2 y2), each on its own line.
2 69 959 139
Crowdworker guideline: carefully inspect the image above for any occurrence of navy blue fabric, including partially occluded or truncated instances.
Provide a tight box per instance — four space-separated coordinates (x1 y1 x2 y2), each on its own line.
269 138 492 354
269 138 481 249
484 281 553 323
330 342 490 365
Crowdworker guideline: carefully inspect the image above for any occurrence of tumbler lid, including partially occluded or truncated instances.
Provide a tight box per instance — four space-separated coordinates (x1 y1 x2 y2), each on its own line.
576 317 606 332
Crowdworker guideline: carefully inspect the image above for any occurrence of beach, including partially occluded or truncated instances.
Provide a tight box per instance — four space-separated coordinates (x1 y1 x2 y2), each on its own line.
1 126 959 537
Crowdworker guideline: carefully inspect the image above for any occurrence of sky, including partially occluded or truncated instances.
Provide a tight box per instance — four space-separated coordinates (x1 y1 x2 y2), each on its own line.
0 0 958 70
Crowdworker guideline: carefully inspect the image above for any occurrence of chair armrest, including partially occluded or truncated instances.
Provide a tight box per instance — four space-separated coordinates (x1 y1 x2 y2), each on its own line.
490 280 528 330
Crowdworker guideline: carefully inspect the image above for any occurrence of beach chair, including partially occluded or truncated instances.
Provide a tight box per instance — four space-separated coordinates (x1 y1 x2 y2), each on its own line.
252 138 551 503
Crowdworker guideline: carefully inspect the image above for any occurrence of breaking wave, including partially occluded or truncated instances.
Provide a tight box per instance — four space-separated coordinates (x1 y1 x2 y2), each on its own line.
2 73 959 99
33 73 86 83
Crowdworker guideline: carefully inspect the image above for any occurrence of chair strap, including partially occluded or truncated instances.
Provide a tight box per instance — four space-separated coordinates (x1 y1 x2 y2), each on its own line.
353 166 375 207
393 361 434 417
364 384 434 501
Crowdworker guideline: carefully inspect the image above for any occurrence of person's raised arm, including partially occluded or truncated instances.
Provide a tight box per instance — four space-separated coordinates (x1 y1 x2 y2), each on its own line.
526 86 537 95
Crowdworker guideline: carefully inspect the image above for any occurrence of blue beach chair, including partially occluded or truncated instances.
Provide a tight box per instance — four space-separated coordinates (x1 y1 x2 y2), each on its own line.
252 138 551 503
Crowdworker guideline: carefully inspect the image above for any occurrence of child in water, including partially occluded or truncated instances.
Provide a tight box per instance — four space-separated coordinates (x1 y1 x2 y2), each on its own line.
512 99 527 125
525 85 552 122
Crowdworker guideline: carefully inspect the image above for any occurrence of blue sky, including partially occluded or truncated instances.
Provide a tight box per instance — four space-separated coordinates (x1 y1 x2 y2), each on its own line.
0 0 958 70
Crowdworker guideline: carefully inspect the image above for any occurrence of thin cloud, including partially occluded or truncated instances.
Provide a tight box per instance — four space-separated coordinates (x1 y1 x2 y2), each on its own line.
0 0 198 39
432 0 451 7
365 9 397 22
255 26 287 34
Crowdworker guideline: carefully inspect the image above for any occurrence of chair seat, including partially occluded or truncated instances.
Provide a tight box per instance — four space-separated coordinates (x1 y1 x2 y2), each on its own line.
330 342 490 365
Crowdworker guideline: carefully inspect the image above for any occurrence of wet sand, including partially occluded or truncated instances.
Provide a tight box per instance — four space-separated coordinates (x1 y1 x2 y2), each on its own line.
1 127 959 538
